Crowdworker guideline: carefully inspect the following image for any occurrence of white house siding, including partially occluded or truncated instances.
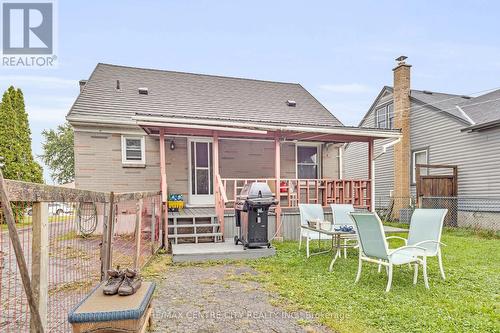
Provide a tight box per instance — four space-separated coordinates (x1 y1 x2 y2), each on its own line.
343 93 396 205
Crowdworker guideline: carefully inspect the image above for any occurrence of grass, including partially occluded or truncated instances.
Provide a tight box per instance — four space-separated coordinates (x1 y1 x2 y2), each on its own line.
244 228 500 333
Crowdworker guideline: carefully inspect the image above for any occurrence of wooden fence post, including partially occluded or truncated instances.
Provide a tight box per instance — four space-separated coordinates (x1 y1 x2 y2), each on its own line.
151 199 156 255
31 202 48 331
134 198 143 269
103 192 115 277
0 170 44 333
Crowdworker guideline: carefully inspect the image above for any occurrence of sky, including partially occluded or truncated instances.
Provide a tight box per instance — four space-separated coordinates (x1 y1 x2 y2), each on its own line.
1 0 500 183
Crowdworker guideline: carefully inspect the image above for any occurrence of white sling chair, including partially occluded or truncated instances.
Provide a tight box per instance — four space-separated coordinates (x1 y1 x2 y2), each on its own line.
384 209 448 279
330 204 357 258
349 212 429 292
299 204 332 258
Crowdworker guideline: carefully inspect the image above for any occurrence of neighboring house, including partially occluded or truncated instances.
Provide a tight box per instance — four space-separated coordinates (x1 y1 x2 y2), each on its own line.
67 63 399 242
344 57 500 215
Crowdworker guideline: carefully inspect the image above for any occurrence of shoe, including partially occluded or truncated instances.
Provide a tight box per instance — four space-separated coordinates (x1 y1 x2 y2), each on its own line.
118 268 142 296
103 269 124 295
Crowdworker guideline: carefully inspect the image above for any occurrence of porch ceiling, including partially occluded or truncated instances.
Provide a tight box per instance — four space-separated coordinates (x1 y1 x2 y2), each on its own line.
134 115 401 143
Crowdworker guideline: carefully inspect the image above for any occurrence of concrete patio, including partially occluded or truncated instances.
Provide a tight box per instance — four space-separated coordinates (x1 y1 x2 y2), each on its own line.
171 241 276 263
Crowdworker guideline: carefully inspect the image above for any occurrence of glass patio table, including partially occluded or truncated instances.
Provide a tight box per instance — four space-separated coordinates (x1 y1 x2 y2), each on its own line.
300 224 409 272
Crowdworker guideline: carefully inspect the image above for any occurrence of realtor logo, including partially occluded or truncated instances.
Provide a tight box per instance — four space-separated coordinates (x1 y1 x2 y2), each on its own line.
1 1 57 67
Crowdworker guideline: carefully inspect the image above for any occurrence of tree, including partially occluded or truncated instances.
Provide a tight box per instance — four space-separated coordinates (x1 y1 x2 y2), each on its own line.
40 122 74 184
0 86 43 183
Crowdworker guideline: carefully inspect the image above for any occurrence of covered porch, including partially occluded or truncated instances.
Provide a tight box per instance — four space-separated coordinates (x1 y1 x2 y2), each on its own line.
135 114 401 242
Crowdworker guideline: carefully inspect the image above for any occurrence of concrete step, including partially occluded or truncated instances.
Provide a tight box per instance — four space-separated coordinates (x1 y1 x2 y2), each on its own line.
168 232 223 238
168 223 220 228
172 241 276 263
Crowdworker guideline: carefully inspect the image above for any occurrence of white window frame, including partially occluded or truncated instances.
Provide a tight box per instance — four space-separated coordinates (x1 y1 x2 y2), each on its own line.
412 148 428 184
375 102 394 129
121 135 146 165
295 143 321 179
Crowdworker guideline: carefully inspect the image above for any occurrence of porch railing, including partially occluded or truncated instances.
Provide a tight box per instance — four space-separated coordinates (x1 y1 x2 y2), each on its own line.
219 178 372 210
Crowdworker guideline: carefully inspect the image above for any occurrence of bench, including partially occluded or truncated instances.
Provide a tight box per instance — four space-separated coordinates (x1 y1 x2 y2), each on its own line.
68 281 155 333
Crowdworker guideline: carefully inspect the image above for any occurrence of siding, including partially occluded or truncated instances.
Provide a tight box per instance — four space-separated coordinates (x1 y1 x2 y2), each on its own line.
75 129 340 196
410 104 500 197
344 93 395 200
344 90 500 199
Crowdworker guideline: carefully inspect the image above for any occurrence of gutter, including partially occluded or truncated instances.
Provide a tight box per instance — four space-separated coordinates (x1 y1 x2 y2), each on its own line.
132 115 402 139
374 137 401 160
455 106 475 125
461 119 500 132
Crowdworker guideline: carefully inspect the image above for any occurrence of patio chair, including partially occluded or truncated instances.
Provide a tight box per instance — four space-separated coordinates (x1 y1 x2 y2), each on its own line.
349 212 429 292
330 204 357 258
384 209 448 280
299 204 332 258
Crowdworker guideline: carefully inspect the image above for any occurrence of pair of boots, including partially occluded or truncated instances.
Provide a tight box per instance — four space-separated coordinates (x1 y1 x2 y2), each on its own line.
103 268 142 296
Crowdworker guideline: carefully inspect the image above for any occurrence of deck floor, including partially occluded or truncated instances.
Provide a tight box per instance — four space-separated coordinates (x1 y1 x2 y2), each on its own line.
171 241 276 263
168 206 216 218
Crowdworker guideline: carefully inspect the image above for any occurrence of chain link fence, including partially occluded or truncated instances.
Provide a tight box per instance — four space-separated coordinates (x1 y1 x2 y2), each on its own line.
1 181 163 332
375 195 500 231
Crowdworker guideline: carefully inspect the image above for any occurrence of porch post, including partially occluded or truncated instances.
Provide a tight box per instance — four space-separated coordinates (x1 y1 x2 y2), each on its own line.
368 139 375 212
213 131 223 239
274 132 282 240
159 129 168 246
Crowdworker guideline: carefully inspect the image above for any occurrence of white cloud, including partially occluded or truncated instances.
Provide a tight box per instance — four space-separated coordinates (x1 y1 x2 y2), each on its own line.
319 83 373 94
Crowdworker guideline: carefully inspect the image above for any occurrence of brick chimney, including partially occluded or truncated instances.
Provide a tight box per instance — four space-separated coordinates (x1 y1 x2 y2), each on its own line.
392 56 411 202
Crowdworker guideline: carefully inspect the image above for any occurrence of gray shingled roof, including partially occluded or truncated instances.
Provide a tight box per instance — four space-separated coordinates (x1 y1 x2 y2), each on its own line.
410 89 472 122
67 63 343 127
458 89 500 125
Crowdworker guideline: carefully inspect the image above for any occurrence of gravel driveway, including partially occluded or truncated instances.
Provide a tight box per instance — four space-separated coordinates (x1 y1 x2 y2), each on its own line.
150 263 332 333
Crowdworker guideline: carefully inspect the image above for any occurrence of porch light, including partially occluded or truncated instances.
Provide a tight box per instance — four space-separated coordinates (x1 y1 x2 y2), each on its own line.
170 140 176 150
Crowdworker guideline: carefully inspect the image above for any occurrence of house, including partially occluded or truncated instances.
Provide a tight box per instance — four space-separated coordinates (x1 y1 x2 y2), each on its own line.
344 57 500 228
67 63 400 242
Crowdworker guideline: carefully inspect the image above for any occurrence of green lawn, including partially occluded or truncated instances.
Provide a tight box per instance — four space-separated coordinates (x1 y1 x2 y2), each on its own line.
247 229 500 333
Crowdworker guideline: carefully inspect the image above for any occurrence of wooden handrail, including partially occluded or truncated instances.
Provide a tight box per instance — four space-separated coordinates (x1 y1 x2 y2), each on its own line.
216 174 228 203
219 177 372 211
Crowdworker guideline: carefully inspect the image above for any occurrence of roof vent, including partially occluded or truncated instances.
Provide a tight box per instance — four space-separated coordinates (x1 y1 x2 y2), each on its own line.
461 95 472 99
116 80 121 90
286 100 296 107
422 90 433 95
79 80 87 92
138 87 149 95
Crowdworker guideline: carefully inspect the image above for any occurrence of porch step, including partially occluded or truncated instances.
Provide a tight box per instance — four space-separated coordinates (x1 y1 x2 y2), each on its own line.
168 223 220 228
168 232 223 244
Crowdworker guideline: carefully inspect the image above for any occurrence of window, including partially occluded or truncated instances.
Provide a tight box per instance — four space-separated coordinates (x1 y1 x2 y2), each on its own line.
375 107 387 129
297 145 320 179
375 103 394 129
387 103 394 129
121 136 145 164
412 149 428 184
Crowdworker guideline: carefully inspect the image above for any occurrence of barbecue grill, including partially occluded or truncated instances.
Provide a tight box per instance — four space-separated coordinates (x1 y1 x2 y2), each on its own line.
234 182 278 248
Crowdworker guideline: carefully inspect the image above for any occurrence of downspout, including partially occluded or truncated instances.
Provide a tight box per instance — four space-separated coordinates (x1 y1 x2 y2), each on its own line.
371 137 402 211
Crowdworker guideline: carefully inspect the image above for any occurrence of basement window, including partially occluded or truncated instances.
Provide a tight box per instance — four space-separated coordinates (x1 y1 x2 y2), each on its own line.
122 136 146 165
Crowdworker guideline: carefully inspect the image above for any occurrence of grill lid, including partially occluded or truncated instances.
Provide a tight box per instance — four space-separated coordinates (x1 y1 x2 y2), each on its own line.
239 182 274 200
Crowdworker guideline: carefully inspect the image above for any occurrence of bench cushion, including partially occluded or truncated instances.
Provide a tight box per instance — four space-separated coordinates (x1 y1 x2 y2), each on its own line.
68 281 155 323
